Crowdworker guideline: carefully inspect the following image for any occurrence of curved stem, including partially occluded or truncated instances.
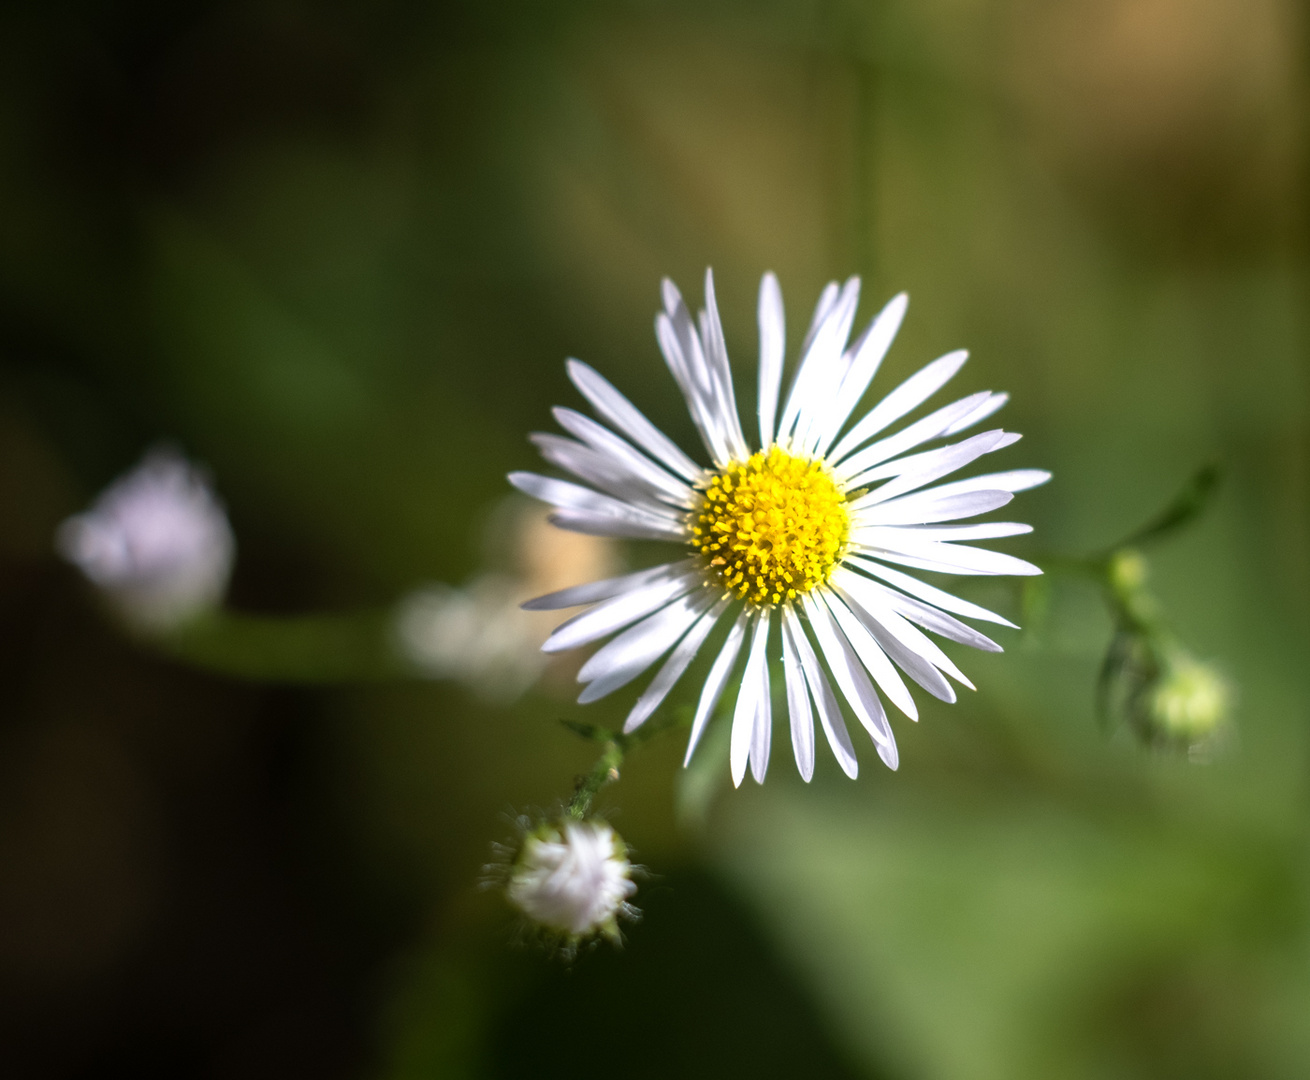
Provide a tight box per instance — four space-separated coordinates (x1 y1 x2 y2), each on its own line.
157 608 412 683
562 708 689 819
566 740 625 820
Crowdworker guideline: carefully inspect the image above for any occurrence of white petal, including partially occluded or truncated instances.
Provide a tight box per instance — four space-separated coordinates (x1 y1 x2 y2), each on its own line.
852 488 1015 526
700 268 749 460
508 471 682 526
901 468 1052 502
784 605 858 779
780 617 815 781
834 594 957 703
852 534 1042 576
848 430 1018 504
659 279 736 466
803 591 903 738
857 574 1004 651
877 736 899 770
805 594 901 768
792 278 861 453
577 588 713 702
542 565 700 653
523 560 689 611
810 589 918 723
749 615 774 784
757 271 785 449
684 609 749 765
566 359 702 483
849 558 1018 628
944 391 1008 435
550 408 695 505
832 573 960 699
624 595 732 732
799 282 840 361
548 509 686 542
853 521 1032 543
835 390 994 483
782 277 860 452
870 614 965 696
814 292 908 455
731 613 770 788
656 309 732 467
777 280 842 442
854 431 1026 490
531 434 681 509
889 595 1002 652
831 349 969 464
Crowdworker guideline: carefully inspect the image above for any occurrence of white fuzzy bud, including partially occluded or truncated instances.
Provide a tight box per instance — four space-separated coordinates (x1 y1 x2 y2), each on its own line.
507 820 636 939
57 449 235 631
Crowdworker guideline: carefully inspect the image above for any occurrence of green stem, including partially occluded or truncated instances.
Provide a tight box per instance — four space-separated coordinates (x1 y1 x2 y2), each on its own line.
566 739 625 820
562 708 689 819
155 608 412 683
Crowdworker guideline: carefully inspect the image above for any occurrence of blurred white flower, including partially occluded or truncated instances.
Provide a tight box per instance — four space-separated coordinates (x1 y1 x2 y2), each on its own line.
393 503 618 701
395 575 547 701
57 448 235 631
507 819 636 940
513 269 1048 786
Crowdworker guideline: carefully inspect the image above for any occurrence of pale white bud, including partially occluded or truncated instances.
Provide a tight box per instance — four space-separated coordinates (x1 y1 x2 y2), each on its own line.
57 449 235 631
507 820 636 939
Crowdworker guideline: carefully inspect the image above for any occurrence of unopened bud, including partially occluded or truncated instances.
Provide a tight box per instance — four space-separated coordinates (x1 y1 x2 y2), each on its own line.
506 819 636 942
1108 549 1148 594
1148 656 1230 743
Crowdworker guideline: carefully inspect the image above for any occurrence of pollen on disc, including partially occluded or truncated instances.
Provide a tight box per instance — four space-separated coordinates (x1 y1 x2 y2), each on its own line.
690 446 850 607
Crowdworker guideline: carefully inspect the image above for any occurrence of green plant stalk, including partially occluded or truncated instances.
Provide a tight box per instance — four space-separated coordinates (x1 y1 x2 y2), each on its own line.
156 608 412 683
566 739 626 820
562 708 691 819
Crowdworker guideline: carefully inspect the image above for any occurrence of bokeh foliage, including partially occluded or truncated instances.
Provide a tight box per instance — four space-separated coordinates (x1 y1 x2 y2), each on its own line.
2 1 1309 1077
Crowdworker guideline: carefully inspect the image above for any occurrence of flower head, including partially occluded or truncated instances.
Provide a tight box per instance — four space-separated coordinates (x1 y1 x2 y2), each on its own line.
506 819 637 943
57 448 235 630
511 271 1049 785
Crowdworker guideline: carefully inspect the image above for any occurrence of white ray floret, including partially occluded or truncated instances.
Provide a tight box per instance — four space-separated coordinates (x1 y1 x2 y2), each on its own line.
514 270 1049 786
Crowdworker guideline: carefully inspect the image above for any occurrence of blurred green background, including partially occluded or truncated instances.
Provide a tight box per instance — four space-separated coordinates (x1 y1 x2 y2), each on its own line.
2 1 1309 1077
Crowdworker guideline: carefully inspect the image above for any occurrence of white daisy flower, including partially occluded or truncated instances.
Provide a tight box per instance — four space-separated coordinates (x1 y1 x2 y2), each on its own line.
511 271 1049 786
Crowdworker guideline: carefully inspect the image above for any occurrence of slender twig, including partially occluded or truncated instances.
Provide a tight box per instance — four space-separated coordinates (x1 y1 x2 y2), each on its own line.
562 709 689 819
566 739 626 820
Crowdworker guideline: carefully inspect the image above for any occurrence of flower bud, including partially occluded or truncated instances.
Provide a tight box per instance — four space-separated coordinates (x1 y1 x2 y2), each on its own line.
1108 549 1148 594
1147 656 1230 744
57 448 235 631
506 819 636 942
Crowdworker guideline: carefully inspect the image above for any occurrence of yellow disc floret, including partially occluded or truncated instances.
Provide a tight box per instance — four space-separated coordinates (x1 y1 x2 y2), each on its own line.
691 446 850 607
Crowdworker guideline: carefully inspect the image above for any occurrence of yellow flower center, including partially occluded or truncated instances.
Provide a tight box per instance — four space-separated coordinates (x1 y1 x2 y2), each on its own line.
691 446 850 607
